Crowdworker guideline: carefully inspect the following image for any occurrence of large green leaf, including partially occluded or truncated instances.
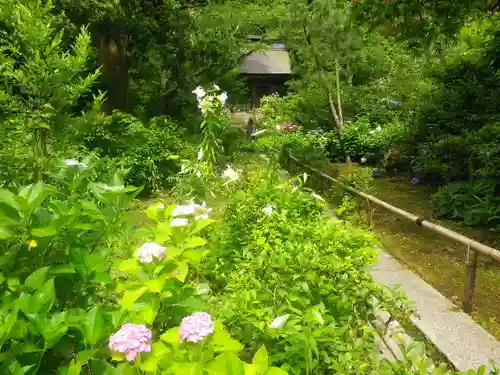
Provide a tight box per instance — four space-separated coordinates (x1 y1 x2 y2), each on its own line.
31 226 58 237
211 323 243 353
252 346 268 374
175 363 203 375
121 287 148 309
0 308 19 347
183 236 207 249
31 278 56 313
117 258 141 274
24 267 50 289
159 327 180 346
264 368 288 375
0 189 21 211
84 306 106 346
139 342 170 373
19 183 57 211
206 353 245 375
0 227 12 239
38 312 68 349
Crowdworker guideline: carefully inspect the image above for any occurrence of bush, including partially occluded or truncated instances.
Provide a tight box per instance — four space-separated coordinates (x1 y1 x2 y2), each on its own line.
327 116 408 165
84 112 186 195
432 181 500 229
200 157 409 375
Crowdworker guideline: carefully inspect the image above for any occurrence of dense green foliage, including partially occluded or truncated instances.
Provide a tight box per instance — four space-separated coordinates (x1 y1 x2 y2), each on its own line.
1 0 500 373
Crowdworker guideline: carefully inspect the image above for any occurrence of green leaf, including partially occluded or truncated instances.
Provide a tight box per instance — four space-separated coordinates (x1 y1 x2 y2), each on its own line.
212 322 243 353
39 312 68 349
12 365 34 375
0 189 21 211
165 246 183 260
155 221 172 243
139 303 159 325
139 342 170 373
24 267 50 289
145 202 165 221
175 363 203 375
31 278 56 313
192 218 214 234
183 236 207 249
145 278 166 293
31 226 58 237
19 183 56 210
0 227 12 239
206 353 245 375
159 327 180 346
84 306 106 346
0 308 19 346
244 364 258 375
121 287 148 309
252 346 268 374
183 250 209 265
264 367 288 375
117 258 141 273
171 261 189 282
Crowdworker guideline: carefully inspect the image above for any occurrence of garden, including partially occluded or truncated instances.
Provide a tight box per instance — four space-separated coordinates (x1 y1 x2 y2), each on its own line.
1 0 500 374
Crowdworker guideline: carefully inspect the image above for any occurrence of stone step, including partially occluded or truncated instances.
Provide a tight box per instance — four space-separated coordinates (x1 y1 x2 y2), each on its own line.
371 250 500 371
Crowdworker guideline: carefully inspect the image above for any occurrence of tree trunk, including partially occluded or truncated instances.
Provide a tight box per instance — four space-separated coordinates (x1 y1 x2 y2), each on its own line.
100 34 129 113
302 23 349 163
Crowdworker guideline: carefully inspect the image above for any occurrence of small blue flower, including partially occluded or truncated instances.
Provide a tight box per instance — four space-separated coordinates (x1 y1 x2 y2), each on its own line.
410 177 419 185
372 168 380 178
389 100 401 108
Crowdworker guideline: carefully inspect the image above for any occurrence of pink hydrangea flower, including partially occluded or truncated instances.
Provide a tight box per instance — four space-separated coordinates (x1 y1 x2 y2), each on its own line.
179 312 214 343
109 324 152 361
279 123 298 131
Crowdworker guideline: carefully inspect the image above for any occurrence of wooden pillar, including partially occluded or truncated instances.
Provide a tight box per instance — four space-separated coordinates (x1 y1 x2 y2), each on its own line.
251 81 258 108
463 248 479 315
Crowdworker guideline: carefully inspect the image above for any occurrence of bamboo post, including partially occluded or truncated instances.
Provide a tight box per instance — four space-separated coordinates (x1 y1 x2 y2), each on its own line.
463 245 479 315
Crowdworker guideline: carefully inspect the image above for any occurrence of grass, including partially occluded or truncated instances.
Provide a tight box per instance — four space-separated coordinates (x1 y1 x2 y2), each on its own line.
333 163 500 340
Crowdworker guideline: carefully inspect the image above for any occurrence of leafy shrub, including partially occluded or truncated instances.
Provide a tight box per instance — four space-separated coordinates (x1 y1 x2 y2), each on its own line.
340 167 374 193
200 157 410 375
0 159 287 375
327 117 408 165
0 0 101 187
84 112 186 195
432 181 500 229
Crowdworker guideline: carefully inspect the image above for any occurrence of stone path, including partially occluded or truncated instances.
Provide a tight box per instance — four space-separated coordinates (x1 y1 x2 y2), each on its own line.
371 250 500 371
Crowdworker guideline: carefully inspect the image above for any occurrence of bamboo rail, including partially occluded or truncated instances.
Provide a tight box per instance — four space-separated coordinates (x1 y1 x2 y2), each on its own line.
288 154 500 314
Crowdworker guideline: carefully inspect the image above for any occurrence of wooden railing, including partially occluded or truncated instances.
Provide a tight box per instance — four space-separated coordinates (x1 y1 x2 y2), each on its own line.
288 154 500 314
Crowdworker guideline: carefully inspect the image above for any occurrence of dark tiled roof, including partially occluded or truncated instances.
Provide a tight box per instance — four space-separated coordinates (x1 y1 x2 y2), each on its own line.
240 47 291 75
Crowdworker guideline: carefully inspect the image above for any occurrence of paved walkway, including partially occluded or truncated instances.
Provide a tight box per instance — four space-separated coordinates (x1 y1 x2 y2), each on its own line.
371 250 500 371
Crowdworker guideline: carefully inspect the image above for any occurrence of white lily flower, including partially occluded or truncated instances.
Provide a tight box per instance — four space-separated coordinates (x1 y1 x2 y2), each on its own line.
262 205 274 216
222 165 239 184
361 157 367 164
269 314 290 329
217 92 228 105
65 159 79 166
251 129 266 137
197 148 204 161
196 170 202 178
192 86 205 99
311 193 325 202
170 218 189 227
65 159 88 168
136 242 166 263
